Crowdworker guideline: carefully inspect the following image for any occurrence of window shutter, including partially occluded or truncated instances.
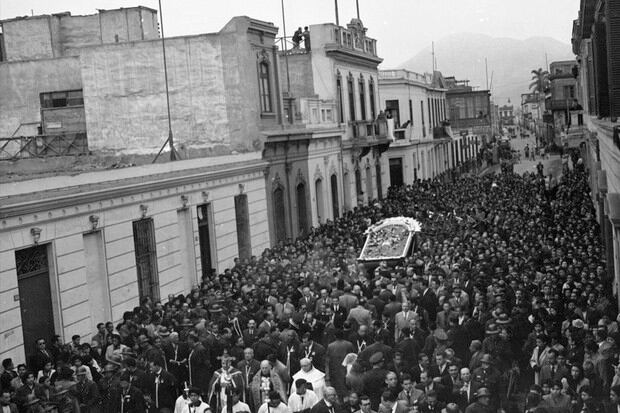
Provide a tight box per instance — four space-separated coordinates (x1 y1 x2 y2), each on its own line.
593 21 610 117
606 1 620 117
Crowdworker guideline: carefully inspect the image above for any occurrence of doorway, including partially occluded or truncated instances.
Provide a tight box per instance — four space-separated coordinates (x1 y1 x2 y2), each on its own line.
365 167 373 203
315 178 325 223
375 162 383 199
197 204 215 277
132 218 160 301
273 187 287 243
234 194 251 260
296 183 308 236
389 157 404 187
330 174 339 219
16 244 55 355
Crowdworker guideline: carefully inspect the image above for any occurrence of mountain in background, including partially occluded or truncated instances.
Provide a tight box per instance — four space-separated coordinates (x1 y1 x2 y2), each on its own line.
397 33 575 107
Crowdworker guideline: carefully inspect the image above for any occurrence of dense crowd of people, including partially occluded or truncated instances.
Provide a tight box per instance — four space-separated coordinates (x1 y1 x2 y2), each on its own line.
1 157 618 413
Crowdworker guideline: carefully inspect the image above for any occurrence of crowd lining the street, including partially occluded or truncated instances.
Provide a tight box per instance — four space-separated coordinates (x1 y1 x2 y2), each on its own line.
2 153 619 413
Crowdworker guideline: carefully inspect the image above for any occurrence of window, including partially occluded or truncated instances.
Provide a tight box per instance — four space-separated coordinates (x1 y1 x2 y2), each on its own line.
409 99 413 126
258 62 272 113
359 77 366 120
40 89 84 108
347 74 356 121
337 73 344 123
234 194 251 260
427 98 432 131
385 100 400 127
421 100 426 137
369 77 376 119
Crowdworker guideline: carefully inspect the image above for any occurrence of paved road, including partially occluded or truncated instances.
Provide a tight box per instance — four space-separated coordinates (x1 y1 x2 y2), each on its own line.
482 126 563 178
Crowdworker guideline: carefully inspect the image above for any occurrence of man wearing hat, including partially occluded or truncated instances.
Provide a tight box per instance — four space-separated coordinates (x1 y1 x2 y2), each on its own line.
71 365 102 413
288 379 318 413
470 355 499 409
187 333 212 397
362 353 388 410
111 370 146 413
98 364 120 411
464 387 492 413
208 351 243 413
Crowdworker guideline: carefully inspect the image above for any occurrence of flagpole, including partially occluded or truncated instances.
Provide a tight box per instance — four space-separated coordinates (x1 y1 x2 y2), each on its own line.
334 0 340 26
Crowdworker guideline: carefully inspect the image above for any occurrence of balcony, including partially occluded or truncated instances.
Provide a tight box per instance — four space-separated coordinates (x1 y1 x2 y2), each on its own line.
0 132 88 160
325 19 383 66
549 72 576 81
449 117 491 130
299 97 338 127
546 99 582 111
379 70 433 85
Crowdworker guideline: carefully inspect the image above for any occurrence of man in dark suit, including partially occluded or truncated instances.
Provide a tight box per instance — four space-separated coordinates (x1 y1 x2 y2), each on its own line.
310 386 341 413
362 353 388 410
379 390 409 413
331 296 348 327
187 333 211 397
146 359 177 412
237 347 260 405
300 333 326 372
111 371 146 413
455 368 479 411
28 338 53 374
162 332 189 390
242 320 260 348
419 280 438 323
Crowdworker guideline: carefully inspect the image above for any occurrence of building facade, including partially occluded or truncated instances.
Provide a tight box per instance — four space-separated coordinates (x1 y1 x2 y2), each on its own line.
545 60 584 146
571 0 620 306
378 69 452 185
263 18 389 243
0 10 286 363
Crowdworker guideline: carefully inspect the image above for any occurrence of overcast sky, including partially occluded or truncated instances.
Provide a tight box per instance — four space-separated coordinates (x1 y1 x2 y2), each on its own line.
1 0 580 68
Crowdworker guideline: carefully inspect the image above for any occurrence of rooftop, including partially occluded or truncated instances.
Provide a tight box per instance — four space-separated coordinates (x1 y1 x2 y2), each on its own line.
0 152 264 208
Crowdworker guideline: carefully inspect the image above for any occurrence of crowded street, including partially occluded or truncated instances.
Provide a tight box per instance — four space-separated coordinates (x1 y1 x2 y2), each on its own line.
1 0 619 412
3 151 617 413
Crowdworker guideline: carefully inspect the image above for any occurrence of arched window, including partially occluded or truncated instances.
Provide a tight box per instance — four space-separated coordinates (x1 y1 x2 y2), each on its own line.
359 75 366 120
336 71 344 123
259 62 272 113
369 77 376 120
347 73 356 121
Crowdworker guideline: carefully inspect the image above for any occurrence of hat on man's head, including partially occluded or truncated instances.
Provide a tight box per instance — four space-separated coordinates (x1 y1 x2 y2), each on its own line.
475 388 491 398
369 352 385 365
433 329 448 341
480 354 494 365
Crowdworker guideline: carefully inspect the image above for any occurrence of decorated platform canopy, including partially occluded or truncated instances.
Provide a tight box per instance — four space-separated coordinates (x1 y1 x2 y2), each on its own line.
358 216 422 262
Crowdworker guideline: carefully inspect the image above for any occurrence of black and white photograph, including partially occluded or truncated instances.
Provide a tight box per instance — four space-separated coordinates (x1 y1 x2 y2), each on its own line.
0 0 619 412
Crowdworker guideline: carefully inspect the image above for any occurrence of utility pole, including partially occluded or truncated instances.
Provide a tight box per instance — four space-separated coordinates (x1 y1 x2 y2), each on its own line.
281 0 292 124
153 0 178 162
485 57 489 90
